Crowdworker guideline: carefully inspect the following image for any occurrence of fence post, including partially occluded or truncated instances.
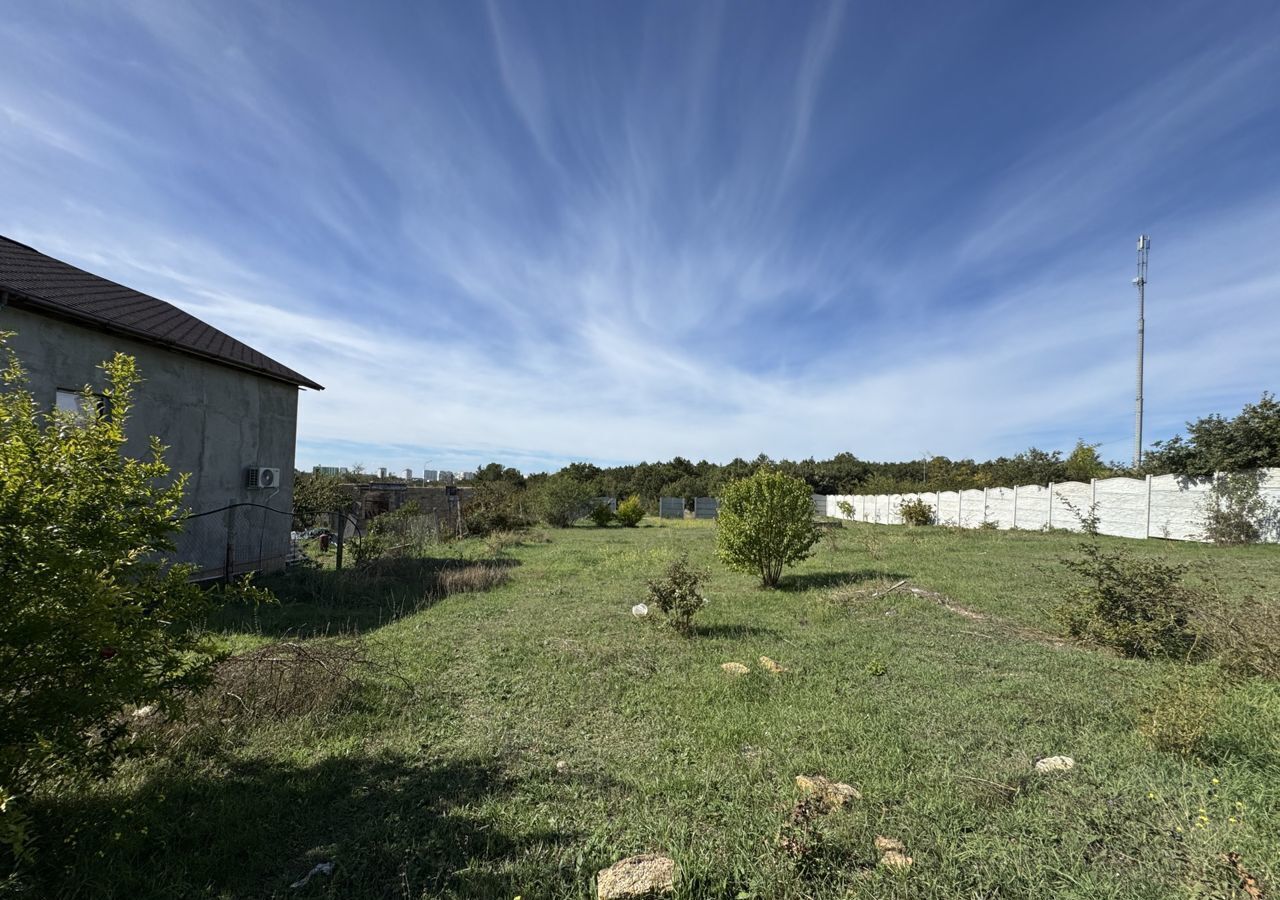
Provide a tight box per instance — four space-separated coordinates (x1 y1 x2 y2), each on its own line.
1012 484 1019 530
223 501 236 585
334 510 344 571
982 487 988 525
1047 482 1054 529
1145 474 1153 538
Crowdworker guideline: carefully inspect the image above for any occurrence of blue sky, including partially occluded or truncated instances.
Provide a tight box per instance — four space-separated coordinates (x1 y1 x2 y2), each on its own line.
2 1 1278 474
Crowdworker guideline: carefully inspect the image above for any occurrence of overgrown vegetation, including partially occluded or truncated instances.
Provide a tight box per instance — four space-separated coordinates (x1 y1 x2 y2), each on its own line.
588 502 615 527
0 340 221 863
19 521 1280 898
1200 470 1278 545
533 474 594 527
716 469 820 587
898 497 936 526
644 553 708 631
1054 537 1204 659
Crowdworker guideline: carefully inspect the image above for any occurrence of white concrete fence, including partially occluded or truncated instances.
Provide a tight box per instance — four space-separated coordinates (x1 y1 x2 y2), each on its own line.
822 468 1280 543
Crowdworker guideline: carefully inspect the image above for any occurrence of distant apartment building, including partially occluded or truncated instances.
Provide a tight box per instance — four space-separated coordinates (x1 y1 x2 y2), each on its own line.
438 470 455 484
403 468 413 481
313 465 342 476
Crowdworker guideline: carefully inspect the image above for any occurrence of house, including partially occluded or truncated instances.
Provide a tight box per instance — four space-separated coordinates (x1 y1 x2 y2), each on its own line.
0 235 322 578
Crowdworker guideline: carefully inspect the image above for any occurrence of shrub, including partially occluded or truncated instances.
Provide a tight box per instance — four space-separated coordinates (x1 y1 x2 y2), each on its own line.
1200 470 1278 545
716 469 820 588
1138 668 1223 755
898 497 936 526
1054 538 1204 659
534 475 595 527
835 500 855 520
646 553 708 631
464 481 533 535
588 502 615 527
0 339 221 860
615 495 645 527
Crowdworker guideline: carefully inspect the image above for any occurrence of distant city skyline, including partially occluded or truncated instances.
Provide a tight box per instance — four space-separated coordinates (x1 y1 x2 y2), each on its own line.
2 2 1277 474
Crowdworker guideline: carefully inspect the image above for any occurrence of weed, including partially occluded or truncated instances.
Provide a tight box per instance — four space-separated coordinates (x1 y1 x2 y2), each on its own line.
1138 668 1224 755
645 553 708 632
898 498 936 527
1055 539 1204 659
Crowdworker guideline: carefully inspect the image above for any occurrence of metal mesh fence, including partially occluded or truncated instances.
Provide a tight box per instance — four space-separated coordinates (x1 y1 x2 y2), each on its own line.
176 502 309 581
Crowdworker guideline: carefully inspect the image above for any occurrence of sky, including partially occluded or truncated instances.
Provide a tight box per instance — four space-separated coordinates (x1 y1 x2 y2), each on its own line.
1 1 1278 475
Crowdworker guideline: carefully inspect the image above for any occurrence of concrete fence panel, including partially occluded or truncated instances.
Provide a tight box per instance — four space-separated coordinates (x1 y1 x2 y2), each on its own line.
693 497 719 519
1050 481 1092 531
1094 477 1148 539
658 497 685 519
1012 484 1049 530
958 489 985 528
822 467 1280 543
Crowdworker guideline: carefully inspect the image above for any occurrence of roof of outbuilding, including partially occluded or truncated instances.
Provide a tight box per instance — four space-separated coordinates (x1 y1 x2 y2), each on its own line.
0 235 323 390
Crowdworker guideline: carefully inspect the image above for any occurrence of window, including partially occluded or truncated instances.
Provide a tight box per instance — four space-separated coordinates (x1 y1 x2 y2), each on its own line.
55 389 108 423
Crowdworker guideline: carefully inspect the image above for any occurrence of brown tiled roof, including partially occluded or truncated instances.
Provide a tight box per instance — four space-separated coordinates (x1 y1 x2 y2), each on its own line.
0 235 323 390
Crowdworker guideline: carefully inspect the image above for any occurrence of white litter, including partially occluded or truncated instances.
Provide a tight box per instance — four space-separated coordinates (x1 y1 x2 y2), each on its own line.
290 861 334 889
631 603 649 617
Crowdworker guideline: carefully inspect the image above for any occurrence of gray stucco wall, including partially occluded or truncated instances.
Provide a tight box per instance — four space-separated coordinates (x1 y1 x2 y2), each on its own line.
2 305 303 576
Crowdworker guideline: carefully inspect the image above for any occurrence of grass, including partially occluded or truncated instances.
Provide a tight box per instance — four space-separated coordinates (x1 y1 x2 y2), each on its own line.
24 521 1280 898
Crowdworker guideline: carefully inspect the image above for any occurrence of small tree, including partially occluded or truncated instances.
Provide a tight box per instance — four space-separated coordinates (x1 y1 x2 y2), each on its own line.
588 502 615 527
645 553 708 632
716 469 820 588
615 495 645 527
534 474 594 527
0 337 220 859
898 497 935 526
1200 470 1278 545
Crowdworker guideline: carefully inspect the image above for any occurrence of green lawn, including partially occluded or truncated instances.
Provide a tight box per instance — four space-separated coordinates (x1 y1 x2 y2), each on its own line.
29 521 1280 899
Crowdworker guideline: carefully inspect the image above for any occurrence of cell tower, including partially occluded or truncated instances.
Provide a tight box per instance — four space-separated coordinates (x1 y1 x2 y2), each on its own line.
1132 234 1150 469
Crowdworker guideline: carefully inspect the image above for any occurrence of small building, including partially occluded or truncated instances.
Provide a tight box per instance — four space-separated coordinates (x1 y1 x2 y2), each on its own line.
0 235 322 577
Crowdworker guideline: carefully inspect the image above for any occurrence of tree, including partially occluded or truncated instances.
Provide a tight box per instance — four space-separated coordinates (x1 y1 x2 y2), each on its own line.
1144 393 1280 477
292 471 354 529
716 469 820 588
1065 440 1109 482
0 337 221 859
533 474 594 527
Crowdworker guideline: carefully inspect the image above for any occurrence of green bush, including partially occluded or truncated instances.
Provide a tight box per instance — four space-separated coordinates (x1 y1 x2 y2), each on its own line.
0 339 221 862
463 480 532 536
533 475 594 527
1054 538 1204 659
1200 470 1278 545
646 553 707 631
716 469 820 588
898 497 936 526
615 495 645 527
588 503 615 527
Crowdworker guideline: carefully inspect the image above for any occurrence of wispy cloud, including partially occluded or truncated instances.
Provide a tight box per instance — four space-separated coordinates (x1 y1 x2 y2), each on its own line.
1 1 1277 474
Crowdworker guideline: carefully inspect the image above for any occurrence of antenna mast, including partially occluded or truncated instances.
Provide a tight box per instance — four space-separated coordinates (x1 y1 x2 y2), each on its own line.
1132 234 1150 469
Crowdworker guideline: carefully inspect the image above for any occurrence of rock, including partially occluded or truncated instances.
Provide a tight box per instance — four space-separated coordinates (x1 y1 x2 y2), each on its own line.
795 774 862 808
874 835 905 853
879 850 913 870
758 656 787 674
1034 755 1075 773
132 704 159 720
720 662 750 676
555 760 569 774
596 854 676 899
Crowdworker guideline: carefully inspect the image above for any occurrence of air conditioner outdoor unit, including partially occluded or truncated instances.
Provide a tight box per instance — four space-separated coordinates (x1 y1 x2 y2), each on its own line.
246 466 281 489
